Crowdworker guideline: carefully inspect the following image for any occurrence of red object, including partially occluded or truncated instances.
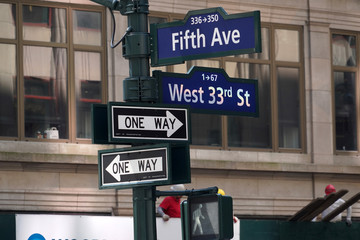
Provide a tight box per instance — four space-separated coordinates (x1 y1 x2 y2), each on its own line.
325 184 336 195
159 196 181 218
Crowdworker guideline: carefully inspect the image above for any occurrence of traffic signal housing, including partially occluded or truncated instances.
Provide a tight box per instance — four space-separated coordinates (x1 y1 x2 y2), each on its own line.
181 194 233 240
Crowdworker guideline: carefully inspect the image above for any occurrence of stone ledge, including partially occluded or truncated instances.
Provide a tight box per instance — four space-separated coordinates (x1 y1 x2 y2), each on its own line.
0 141 121 156
1 143 360 175
0 152 98 165
191 158 360 175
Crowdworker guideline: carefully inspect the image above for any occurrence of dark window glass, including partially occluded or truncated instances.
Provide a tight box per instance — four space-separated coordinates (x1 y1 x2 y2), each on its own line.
226 63 271 148
277 67 301 149
75 51 101 138
334 71 357 151
0 44 17 137
191 114 222 146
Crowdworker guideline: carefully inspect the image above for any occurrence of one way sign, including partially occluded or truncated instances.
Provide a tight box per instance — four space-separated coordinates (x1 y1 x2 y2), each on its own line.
117 111 183 137
105 154 163 182
99 145 169 189
99 144 191 189
109 102 190 143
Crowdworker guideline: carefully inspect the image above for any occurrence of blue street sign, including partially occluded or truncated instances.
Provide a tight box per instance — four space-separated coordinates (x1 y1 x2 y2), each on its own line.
150 8 261 66
153 66 259 117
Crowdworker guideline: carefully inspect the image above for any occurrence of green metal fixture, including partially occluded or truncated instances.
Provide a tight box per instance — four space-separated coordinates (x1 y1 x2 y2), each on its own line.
90 0 158 239
93 0 157 102
120 0 157 102
116 0 158 238
133 186 157 240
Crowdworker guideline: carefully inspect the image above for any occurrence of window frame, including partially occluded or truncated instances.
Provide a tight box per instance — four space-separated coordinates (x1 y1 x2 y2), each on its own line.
331 29 360 155
0 0 107 143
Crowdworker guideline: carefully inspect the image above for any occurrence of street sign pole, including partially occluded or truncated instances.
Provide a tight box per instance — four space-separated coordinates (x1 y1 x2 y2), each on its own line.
133 186 156 240
119 0 157 239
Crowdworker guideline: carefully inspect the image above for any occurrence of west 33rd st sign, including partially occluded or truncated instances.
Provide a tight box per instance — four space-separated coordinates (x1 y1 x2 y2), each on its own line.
154 66 259 116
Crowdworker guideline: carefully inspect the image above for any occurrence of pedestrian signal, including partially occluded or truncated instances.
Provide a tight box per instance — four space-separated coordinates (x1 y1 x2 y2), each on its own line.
181 194 233 240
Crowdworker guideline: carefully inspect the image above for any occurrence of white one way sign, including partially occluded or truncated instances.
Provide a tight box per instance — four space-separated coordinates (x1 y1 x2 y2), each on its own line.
99 146 168 189
110 103 189 142
117 111 183 137
106 154 163 181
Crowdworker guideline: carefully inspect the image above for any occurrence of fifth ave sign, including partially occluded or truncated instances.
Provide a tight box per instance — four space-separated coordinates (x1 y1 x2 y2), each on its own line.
109 102 190 143
150 8 261 66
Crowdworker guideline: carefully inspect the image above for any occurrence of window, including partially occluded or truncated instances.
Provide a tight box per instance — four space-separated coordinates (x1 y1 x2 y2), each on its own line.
226 63 271 148
225 26 304 151
149 14 305 152
75 51 102 139
0 3 17 137
0 2 106 142
23 46 68 139
332 32 358 152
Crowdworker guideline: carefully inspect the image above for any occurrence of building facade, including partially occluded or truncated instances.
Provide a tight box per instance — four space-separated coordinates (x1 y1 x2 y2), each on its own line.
0 0 360 220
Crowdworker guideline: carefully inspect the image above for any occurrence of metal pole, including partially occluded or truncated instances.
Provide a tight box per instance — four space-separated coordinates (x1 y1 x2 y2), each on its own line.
133 186 157 240
89 0 158 239
121 0 157 239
